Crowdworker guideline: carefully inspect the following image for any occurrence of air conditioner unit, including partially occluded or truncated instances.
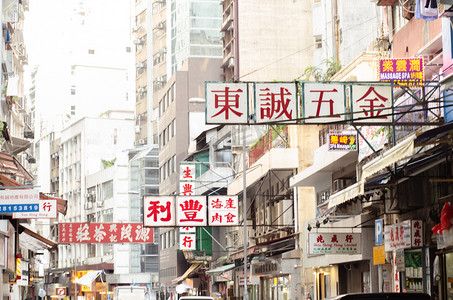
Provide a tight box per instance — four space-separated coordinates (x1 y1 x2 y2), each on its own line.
84 194 90 198
135 125 140 133
133 39 143 45
137 87 146 93
68 192 72 196
155 23 164 30
135 62 144 68
158 48 166 54
132 25 139 32
96 201 104 207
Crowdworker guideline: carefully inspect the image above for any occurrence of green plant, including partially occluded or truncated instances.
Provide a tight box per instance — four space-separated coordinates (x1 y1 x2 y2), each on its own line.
302 58 342 81
101 158 117 168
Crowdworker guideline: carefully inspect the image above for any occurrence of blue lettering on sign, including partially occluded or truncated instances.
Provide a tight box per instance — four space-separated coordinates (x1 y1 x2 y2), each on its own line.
375 219 383 246
0 204 40 213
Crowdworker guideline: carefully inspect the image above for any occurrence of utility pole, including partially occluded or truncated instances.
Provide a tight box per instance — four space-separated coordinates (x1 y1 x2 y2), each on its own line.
242 124 248 300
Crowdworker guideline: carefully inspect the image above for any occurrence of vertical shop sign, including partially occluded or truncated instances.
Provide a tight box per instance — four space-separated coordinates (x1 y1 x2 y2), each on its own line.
411 220 423 247
179 164 196 195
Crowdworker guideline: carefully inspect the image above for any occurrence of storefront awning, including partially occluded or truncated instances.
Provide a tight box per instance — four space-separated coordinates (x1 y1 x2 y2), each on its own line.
361 133 416 180
75 270 103 287
172 263 202 284
206 263 235 275
414 122 453 147
19 224 57 252
327 180 365 209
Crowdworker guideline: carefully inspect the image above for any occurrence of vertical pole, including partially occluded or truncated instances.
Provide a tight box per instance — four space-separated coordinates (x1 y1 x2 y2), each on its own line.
74 245 77 299
242 125 248 300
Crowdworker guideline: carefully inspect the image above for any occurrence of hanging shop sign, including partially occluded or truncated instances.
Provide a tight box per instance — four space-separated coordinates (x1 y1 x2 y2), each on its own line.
379 58 423 87
208 195 239 226
180 164 196 195
411 220 424 247
144 195 240 227
179 227 196 250
206 82 397 125
58 223 154 244
0 189 40 213
308 232 361 255
384 220 412 251
12 199 57 219
328 132 357 151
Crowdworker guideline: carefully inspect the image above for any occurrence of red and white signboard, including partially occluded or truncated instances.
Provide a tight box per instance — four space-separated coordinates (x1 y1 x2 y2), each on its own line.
411 220 423 247
176 196 207 227
13 199 57 219
206 83 249 124
352 85 392 123
254 83 297 123
59 223 154 243
303 83 345 123
56 287 66 296
208 196 238 226
179 226 196 233
143 196 175 227
180 233 196 250
179 181 195 196
180 164 196 181
384 221 411 251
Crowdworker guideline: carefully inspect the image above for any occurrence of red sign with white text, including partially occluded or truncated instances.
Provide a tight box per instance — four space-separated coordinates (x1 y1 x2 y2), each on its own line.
59 223 154 243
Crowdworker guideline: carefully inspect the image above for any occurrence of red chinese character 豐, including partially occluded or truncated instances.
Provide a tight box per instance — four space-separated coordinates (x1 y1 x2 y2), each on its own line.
147 200 172 222
180 199 204 222
309 88 341 118
259 87 293 120
211 87 244 119
355 87 389 119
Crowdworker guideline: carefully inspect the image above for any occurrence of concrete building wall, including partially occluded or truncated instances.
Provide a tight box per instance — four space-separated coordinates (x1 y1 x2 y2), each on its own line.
238 0 313 82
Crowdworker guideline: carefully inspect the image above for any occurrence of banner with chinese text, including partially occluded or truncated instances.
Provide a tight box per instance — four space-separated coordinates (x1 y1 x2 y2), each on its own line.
308 232 361 255
206 81 399 125
59 223 154 243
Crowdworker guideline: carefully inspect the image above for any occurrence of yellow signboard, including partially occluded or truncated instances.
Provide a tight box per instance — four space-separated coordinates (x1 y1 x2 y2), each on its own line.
373 245 385 265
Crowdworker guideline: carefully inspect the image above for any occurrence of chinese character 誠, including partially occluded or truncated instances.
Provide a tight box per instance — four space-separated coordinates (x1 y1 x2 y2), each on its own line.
309 89 341 118
211 87 244 119
147 201 172 222
180 199 204 222
355 87 388 119
259 87 293 120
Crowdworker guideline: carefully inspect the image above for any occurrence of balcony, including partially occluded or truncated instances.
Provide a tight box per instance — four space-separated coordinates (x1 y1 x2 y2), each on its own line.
249 126 288 166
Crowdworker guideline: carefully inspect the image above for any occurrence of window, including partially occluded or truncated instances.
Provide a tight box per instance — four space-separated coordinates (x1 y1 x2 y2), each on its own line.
70 86 76 95
102 181 113 200
88 49 95 54
126 46 131 53
315 35 322 49
71 105 76 116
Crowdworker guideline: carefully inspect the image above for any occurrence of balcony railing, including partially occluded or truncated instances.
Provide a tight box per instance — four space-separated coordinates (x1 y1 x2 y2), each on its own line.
249 126 288 166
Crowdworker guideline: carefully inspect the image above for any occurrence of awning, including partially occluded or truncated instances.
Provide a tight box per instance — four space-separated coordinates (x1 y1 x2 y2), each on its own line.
0 152 33 182
4 136 31 156
206 263 235 275
361 133 416 180
327 180 365 209
172 263 202 284
19 224 57 252
414 122 453 147
75 270 103 287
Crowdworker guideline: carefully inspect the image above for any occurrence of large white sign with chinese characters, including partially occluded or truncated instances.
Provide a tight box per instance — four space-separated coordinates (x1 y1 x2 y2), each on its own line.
176 196 207 227
12 199 57 219
206 82 396 125
143 196 175 227
384 221 411 252
208 195 238 226
206 82 249 124
308 232 362 255
254 83 297 123
180 233 196 250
